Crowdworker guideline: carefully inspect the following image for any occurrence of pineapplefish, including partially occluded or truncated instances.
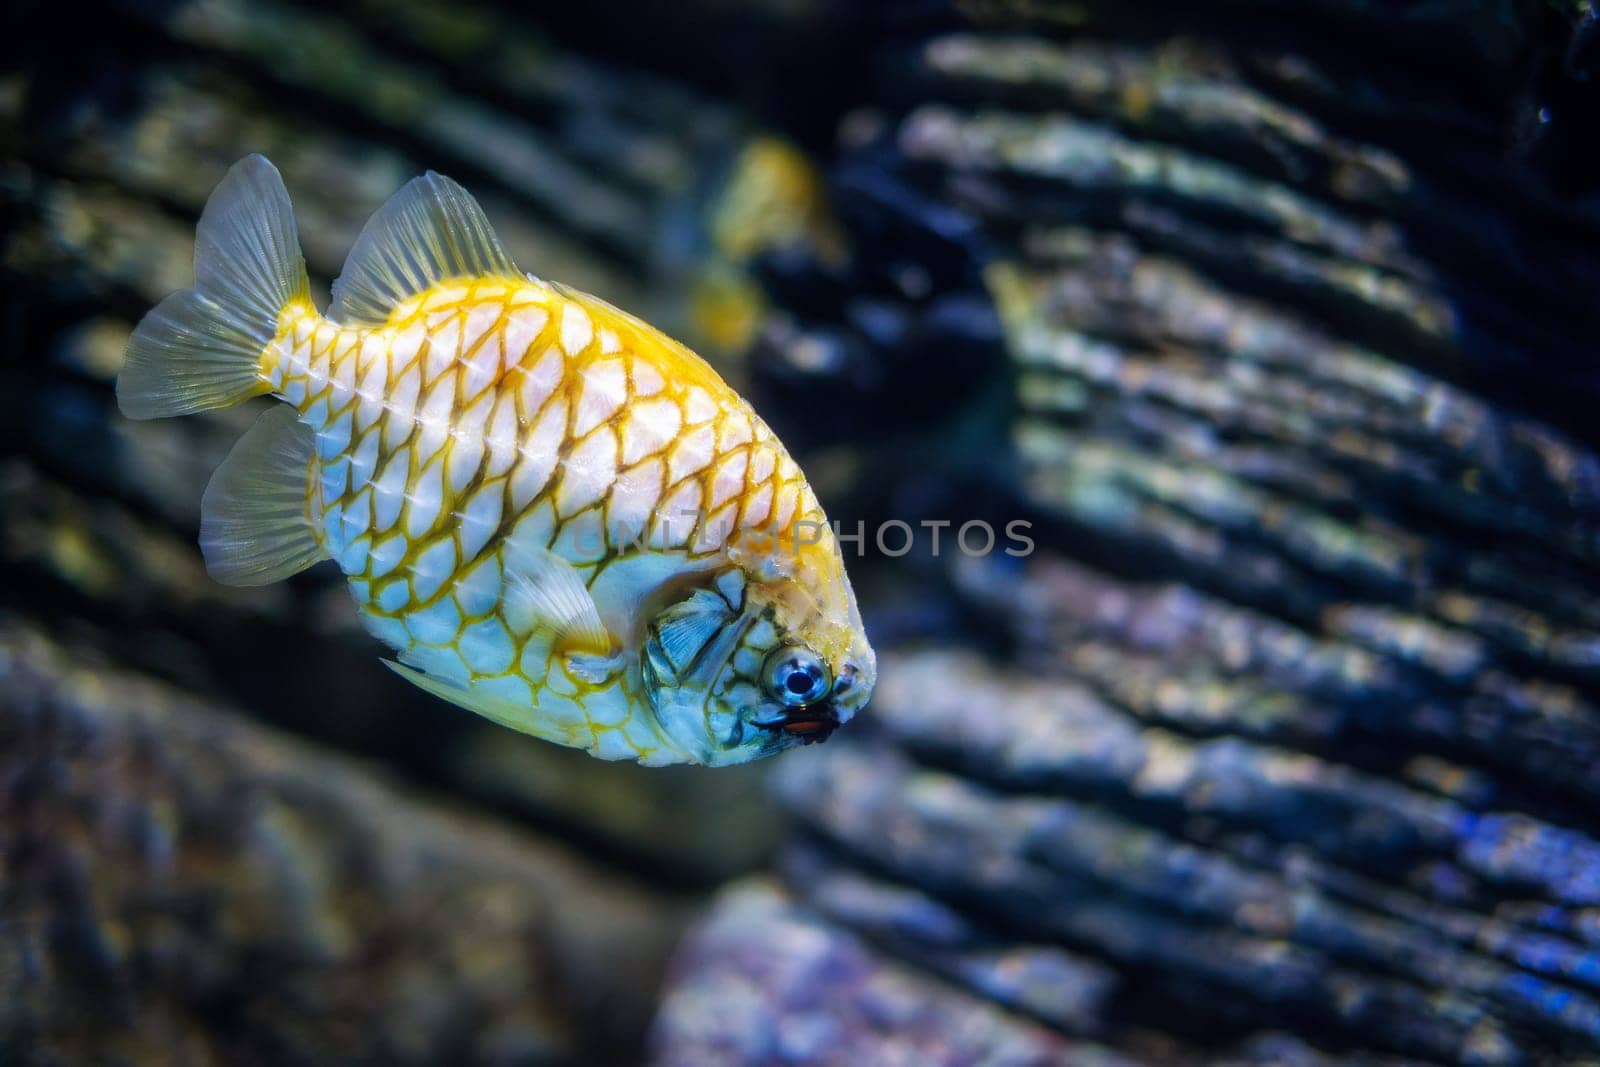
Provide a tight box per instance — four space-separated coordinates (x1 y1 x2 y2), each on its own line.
118 155 874 766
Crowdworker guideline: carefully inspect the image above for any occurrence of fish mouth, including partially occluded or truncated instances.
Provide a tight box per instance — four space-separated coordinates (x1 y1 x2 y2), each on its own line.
755 703 840 745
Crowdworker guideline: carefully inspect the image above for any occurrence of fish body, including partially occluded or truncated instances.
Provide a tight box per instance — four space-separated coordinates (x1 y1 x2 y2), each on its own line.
118 156 874 766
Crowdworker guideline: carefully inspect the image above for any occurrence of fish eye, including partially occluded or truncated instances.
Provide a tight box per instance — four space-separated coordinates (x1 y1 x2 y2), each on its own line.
764 647 830 707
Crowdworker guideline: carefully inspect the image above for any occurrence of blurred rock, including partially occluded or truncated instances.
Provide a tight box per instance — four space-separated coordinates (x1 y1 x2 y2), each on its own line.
659 1 1600 1063
0 621 689 1064
454 730 782 885
649 880 1111 1067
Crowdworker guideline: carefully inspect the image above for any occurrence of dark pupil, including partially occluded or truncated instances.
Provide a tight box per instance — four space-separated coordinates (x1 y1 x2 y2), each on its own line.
785 667 817 696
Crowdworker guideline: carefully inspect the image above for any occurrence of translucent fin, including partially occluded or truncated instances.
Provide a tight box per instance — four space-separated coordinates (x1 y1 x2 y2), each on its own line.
199 406 326 586
330 171 522 326
502 543 612 654
383 660 581 746
119 155 309 419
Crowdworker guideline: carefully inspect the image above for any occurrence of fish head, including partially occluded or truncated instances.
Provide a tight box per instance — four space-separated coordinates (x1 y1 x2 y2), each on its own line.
641 558 875 766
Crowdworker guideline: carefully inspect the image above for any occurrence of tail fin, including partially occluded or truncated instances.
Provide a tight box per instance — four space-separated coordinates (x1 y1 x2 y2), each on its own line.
117 155 309 420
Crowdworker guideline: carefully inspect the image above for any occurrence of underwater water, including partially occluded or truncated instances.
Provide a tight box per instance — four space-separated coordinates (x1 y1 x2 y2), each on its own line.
4 0 1600 1063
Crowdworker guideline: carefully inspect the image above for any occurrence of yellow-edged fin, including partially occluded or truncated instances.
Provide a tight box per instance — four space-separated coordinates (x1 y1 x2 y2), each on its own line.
383 661 585 747
502 543 614 655
551 280 726 386
118 155 309 419
199 406 327 586
329 170 525 326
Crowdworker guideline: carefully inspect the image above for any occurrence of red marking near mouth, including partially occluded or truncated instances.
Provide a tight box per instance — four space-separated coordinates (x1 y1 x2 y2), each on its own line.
757 706 839 744
779 714 837 744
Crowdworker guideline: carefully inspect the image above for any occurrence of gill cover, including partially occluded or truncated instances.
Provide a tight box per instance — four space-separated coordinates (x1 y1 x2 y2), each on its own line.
641 572 752 762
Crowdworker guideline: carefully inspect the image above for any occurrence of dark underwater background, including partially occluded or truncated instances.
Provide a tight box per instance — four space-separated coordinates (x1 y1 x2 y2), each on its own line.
4 0 1600 1063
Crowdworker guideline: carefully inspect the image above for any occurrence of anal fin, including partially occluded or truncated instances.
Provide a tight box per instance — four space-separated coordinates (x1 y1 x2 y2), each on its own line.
200 406 326 586
383 661 581 746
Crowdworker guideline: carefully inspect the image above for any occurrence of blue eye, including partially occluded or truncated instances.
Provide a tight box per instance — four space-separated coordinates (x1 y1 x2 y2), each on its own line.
765 647 829 707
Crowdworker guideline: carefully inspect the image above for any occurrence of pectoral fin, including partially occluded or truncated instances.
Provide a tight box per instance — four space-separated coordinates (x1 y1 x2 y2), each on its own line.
502 542 613 655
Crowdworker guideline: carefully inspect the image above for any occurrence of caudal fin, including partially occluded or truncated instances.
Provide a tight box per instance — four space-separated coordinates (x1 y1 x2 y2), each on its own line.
117 155 309 420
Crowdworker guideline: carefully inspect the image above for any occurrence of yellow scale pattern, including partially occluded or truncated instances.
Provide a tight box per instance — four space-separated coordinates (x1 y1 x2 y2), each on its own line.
261 277 829 760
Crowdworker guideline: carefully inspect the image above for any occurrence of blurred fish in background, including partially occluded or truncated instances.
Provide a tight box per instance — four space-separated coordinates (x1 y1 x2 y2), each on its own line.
4 0 1600 1064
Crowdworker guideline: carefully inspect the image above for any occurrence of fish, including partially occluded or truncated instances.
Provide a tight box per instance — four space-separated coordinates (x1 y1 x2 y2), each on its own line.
117 155 875 766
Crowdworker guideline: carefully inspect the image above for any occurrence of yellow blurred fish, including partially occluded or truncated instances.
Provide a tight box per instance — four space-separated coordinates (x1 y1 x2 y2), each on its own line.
118 155 874 766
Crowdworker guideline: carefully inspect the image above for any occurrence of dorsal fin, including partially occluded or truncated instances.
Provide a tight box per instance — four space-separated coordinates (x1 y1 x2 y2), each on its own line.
330 171 522 326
